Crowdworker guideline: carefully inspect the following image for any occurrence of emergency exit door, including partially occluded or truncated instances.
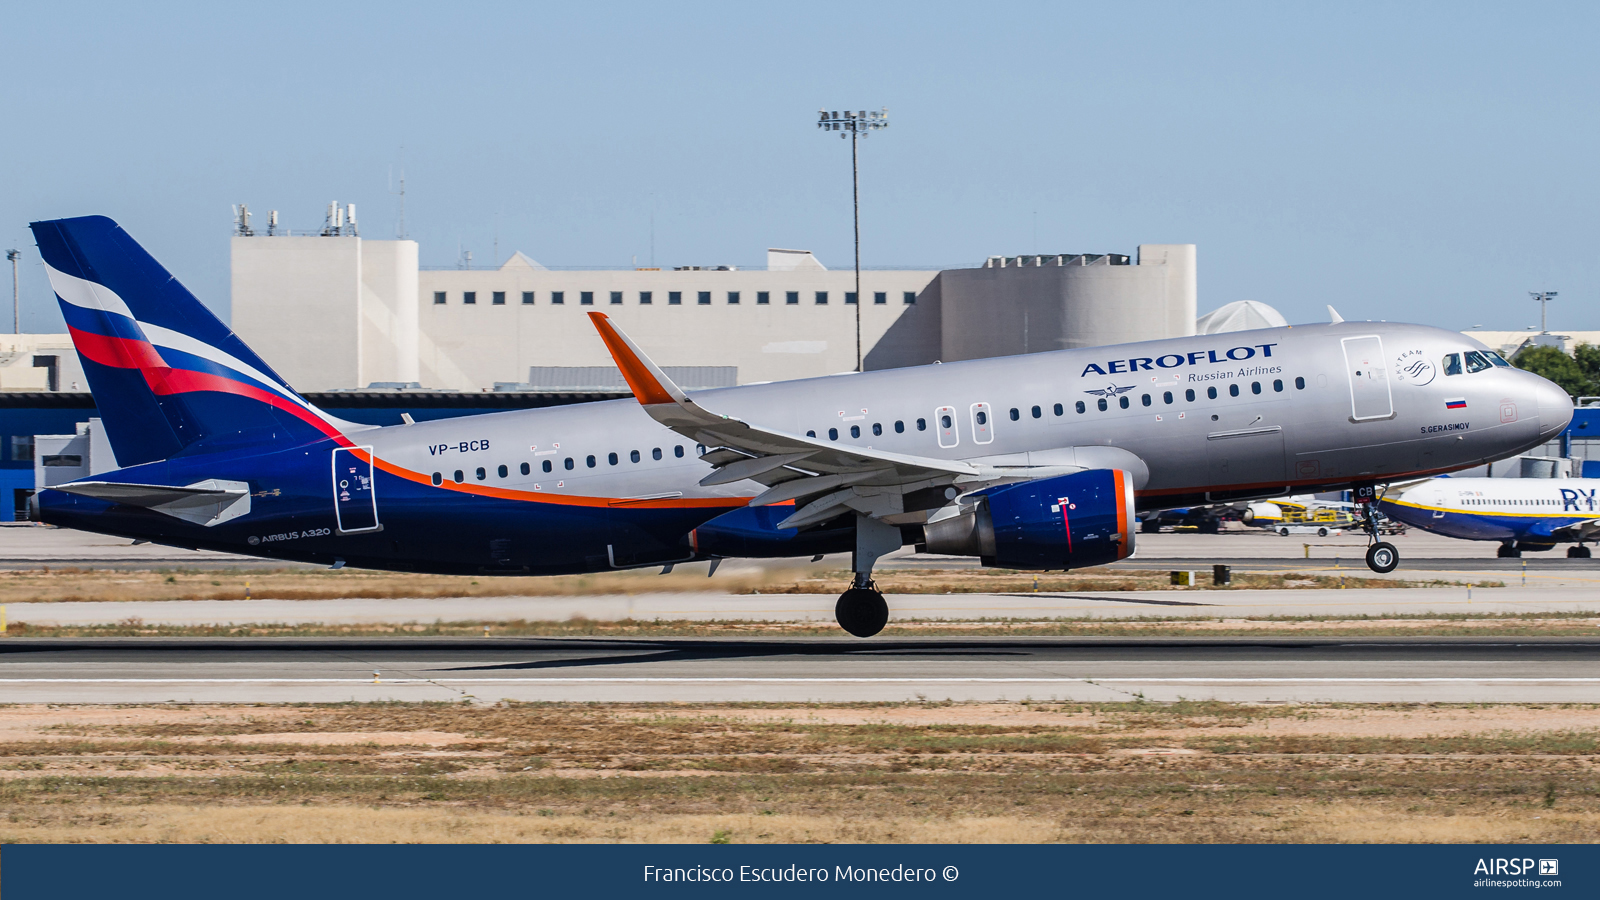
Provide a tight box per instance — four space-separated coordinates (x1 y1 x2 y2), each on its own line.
1341 336 1394 421
332 447 381 533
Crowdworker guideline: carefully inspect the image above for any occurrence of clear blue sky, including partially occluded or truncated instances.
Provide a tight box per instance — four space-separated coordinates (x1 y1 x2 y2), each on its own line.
2 1 1595 333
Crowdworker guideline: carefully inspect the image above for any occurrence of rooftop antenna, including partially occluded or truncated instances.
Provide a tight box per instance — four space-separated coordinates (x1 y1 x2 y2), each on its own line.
346 203 358 237
267 210 278 236
388 153 407 239
232 204 253 237
1530 291 1557 333
816 106 890 372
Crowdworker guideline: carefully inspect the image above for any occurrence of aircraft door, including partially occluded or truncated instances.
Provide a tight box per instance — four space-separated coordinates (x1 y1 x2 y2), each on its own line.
1341 336 1394 421
970 402 994 444
935 406 959 448
332 447 381 533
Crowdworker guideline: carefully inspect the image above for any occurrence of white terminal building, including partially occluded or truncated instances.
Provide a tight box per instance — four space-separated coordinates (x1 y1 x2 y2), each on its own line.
228 206 1202 392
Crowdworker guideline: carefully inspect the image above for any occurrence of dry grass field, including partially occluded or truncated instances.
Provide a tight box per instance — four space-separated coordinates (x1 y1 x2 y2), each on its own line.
0 701 1594 844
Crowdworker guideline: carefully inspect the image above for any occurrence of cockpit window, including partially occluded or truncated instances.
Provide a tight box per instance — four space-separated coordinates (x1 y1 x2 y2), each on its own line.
1442 353 1462 376
1464 350 1493 373
1486 350 1511 367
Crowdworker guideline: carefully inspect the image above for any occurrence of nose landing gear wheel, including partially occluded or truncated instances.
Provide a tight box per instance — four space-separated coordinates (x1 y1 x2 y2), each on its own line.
1365 541 1399 574
835 586 889 638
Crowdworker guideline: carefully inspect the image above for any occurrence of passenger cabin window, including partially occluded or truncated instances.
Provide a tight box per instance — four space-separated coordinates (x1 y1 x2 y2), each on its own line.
1076 401 1086 413
850 425 860 438
585 455 596 468
829 428 839 440
542 460 552 472
1163 391 1173 404
1294 377 1305 390
1273 379 1283 392
1251 382 1261 394
894 421 904 433
1097 398 1108 411
1186 389 1197 401
806 430 816 437
1442 353 1463 376
431 472 442 485
652 448 662 460
1119 396 1130 409
1464 350 1493 374
1141 394 1151 407
1228 384 1240 397
564 458 574 470
475 467 486 480
497 464 508 478
872 423 882 436
453 470 464 483
1207 387 1218 400
674 445 685 457
916 418 927 431
608 452 619 465
1031 405 1042 418
1053 403 1063 416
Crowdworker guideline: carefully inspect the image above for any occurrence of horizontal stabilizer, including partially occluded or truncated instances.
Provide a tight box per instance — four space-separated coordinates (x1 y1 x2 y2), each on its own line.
51 479 251 527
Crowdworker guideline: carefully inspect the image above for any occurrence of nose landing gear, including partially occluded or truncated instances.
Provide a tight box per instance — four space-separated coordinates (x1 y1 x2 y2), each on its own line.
1354 484 1399 574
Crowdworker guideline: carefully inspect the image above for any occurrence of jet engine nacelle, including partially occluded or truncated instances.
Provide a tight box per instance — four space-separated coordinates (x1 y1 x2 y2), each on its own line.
923 468 1136 569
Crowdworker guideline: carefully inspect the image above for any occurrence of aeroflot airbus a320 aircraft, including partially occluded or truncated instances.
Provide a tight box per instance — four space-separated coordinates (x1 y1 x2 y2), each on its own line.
27 216 1575 636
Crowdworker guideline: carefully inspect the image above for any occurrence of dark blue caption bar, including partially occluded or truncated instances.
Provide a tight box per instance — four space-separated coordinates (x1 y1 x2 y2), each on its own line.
4 844 1595 899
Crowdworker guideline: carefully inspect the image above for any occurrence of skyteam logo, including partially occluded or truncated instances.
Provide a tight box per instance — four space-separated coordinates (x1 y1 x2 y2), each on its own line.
1393 348 1436 386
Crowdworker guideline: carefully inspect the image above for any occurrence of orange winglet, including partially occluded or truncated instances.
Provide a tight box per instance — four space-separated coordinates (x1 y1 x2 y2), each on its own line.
587 312 676 406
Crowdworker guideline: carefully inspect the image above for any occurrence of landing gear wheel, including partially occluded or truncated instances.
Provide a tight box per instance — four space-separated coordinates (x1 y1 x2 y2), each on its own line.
1497 543 1521 559
1365 541 1399 574
835 587 889 638
1568 545 1592 559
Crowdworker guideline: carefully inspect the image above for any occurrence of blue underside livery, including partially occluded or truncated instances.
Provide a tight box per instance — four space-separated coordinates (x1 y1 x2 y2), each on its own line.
1378 499 1583 547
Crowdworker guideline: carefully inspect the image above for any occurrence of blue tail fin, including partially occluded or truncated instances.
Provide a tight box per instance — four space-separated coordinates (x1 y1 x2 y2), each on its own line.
30 215 347 466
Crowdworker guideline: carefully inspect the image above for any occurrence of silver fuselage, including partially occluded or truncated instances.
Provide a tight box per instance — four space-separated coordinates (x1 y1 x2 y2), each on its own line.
367 322 1571 510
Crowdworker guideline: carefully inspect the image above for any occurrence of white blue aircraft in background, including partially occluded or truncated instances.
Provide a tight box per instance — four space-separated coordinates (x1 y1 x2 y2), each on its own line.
1379 478 1600 558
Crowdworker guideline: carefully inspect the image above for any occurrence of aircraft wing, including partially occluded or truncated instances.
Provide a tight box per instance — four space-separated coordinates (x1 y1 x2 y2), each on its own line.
50 479 251 527
587 312 1126 529
1547 519 1600 542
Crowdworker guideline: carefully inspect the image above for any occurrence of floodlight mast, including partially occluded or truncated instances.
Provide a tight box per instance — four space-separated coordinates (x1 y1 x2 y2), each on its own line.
6 250 19 334
1530 291 1557 334
817 108 889 372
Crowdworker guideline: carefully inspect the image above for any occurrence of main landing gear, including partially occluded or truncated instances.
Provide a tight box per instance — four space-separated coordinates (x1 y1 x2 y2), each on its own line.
1569 544 1592 559
835 515 902 638
1354 484 1399 574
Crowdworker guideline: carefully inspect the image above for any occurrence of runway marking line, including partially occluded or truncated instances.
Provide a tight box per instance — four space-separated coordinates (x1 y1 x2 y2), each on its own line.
1 678 1598 685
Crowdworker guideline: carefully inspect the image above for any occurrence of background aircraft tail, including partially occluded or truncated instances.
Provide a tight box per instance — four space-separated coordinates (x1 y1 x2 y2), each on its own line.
29 215 348 467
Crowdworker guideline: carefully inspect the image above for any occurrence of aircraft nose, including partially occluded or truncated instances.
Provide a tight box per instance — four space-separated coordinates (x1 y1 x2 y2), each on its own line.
1534 376 1574 438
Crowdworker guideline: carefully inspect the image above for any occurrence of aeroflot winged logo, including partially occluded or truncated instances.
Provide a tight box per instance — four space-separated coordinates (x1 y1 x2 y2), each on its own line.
1083 384 1135 398
1080 343 1278 377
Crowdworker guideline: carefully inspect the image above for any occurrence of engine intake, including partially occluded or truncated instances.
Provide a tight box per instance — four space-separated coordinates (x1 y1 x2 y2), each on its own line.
923 468 1135 569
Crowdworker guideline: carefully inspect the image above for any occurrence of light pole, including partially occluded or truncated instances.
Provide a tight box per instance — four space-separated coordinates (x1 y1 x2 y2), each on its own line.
6 250 19 334
817 108 888 372
1530 291 1557 334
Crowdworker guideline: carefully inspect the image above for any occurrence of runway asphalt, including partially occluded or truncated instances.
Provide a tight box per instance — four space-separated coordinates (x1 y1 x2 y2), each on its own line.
7 585 1600 627
3 636 1598 704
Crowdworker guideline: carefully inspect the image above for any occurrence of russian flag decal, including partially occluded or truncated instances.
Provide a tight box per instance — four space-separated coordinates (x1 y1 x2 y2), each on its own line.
1445 398 1467 409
